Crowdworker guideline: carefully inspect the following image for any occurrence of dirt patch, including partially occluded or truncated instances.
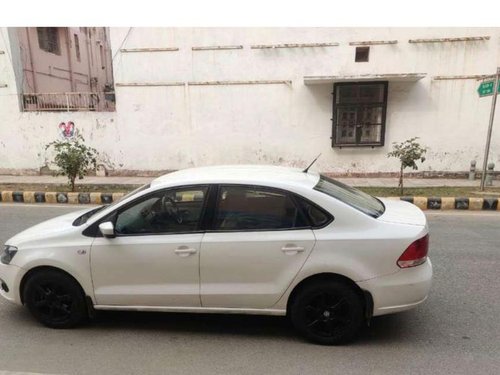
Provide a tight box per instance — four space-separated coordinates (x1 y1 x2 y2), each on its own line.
2 183 500 198
0 183 140 193
358 186 500 198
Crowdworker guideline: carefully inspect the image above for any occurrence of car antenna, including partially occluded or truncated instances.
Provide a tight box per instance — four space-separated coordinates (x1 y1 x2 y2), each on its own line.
303 153 321 173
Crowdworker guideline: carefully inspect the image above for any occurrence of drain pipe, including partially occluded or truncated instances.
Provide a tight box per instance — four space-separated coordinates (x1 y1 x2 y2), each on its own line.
65 28 75 92
25 27 37 93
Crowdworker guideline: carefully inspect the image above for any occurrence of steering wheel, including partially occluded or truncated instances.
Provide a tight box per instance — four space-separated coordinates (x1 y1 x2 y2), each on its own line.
162 196 183 224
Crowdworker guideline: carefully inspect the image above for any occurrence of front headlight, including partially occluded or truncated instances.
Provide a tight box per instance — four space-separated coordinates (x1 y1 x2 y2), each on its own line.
1 245 18 265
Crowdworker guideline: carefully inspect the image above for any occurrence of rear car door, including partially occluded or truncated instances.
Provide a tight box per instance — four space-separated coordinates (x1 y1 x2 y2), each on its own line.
90 185 208 307
200 185 317 309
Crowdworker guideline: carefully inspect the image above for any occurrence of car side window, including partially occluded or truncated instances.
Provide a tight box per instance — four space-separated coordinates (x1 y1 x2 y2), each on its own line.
115 186 208 235
214 185 308 231
295 195 332 228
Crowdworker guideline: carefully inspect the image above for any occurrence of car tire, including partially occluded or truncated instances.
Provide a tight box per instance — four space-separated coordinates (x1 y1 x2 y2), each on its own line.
290 280 364 345
23 269 87 329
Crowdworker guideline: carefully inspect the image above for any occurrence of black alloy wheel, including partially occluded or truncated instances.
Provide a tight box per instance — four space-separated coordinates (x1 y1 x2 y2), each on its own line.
23 270 87 328
290 280 364 345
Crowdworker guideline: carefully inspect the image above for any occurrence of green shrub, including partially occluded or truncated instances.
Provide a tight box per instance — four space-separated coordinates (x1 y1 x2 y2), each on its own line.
387 137 427 195
45 135 99 192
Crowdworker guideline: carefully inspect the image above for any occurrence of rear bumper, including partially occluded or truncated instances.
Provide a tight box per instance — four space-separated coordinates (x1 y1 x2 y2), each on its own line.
357 258 432 316
0 262 24 305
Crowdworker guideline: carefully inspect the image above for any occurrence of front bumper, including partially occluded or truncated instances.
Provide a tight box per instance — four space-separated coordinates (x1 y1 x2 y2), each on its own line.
0 262 24 305
357 258 433 316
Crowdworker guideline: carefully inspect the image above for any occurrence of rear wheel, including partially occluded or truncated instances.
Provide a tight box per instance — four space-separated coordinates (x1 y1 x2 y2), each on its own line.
290 280 364 345
23 270 87 328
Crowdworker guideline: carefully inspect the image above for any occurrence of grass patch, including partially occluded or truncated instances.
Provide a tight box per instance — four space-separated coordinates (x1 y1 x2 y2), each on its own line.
357 186 500 198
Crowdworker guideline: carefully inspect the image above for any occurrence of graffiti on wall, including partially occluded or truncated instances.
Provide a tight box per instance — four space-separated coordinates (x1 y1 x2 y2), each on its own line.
58 121 76 138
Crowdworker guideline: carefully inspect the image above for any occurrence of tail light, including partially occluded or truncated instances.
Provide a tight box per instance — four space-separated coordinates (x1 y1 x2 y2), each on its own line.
397 234 429 268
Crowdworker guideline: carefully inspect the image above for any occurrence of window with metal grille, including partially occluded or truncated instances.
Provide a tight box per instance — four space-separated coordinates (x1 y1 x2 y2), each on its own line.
332 82 388 147
74 34 81 62
37 27 60 55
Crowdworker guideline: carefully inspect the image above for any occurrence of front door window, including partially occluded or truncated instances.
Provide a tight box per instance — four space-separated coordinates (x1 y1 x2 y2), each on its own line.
115 187 208 235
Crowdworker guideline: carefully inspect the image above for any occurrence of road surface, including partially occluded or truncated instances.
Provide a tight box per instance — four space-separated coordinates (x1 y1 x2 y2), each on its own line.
0 204 499 375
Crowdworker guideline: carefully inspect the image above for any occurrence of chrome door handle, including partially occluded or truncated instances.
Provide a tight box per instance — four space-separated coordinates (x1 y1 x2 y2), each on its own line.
174 247 197 257
281 246 305 254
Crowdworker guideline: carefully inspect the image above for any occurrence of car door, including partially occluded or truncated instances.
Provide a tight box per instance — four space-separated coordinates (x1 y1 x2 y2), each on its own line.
90 185 209 307
200 185 317 309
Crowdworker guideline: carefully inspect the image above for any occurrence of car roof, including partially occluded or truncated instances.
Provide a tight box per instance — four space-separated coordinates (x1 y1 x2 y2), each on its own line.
150 165 320 190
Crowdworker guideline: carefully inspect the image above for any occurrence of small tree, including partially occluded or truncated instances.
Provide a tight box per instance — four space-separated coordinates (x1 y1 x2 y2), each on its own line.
45 135 99 192
387 137 427 195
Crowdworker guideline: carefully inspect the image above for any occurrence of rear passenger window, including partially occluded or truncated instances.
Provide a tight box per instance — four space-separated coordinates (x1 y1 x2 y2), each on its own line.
296 196 332 228
214 186 307 231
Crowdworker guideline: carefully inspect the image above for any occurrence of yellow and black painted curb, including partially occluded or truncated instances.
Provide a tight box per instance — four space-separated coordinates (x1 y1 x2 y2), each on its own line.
0 191 126 205
0 191 500 211
0 191 499 210
392 196 499 211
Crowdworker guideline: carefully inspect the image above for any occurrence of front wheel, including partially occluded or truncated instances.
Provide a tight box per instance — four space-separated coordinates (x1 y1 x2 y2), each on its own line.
23 270 87 328
290 280 364 345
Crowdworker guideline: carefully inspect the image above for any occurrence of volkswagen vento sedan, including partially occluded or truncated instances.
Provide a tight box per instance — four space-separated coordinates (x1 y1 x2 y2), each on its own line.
0 165 432 344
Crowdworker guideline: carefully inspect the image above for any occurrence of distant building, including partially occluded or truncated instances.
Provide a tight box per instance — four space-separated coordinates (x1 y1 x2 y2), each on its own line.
13 27 114 111
0 27 499 176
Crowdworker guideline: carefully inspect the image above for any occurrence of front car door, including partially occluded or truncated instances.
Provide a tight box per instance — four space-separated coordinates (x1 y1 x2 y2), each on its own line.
200 185 318 309
90 185 209 307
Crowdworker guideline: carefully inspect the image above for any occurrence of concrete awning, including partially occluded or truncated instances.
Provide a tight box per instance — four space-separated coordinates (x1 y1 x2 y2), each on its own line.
303 73 427 85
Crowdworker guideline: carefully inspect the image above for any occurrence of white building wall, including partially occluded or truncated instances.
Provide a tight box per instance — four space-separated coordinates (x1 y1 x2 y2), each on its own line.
1 27 500 175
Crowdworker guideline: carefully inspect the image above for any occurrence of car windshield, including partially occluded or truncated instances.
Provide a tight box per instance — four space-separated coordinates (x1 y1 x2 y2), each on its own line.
73 184 151 226
314 175 385 218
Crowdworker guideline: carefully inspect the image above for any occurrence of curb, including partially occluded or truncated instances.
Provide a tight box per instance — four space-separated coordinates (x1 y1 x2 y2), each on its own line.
0 191 126 205
391 196 499 211
0 191 499 211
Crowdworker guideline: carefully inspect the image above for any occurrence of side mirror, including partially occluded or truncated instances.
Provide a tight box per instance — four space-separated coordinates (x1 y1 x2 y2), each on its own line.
99 221 115 238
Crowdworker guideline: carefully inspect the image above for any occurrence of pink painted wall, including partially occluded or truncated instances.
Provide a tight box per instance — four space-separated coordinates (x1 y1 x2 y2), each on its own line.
16 27 113 94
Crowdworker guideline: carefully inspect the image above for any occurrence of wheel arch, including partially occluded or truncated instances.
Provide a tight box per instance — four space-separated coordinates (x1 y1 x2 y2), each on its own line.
286 272 373 320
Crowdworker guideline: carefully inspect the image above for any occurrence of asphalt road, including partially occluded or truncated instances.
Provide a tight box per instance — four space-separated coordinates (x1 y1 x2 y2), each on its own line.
0 204 499 375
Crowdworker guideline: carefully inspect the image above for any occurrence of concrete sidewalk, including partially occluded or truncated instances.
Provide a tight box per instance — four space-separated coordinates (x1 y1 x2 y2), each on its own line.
0 174 498 187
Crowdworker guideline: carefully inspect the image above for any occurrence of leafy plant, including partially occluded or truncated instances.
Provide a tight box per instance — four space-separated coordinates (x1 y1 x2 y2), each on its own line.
45 135 99 192
387 137 427 195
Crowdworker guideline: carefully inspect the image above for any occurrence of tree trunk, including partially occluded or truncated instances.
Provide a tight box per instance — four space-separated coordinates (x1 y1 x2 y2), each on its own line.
399 164 404 195
70 176 76 192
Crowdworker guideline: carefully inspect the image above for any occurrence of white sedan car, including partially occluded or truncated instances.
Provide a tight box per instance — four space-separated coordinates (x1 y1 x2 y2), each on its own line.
0 165 432 344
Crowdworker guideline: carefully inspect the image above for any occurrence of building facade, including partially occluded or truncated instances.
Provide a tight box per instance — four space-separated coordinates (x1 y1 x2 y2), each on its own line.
12 27 115 112
0 27 499 176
